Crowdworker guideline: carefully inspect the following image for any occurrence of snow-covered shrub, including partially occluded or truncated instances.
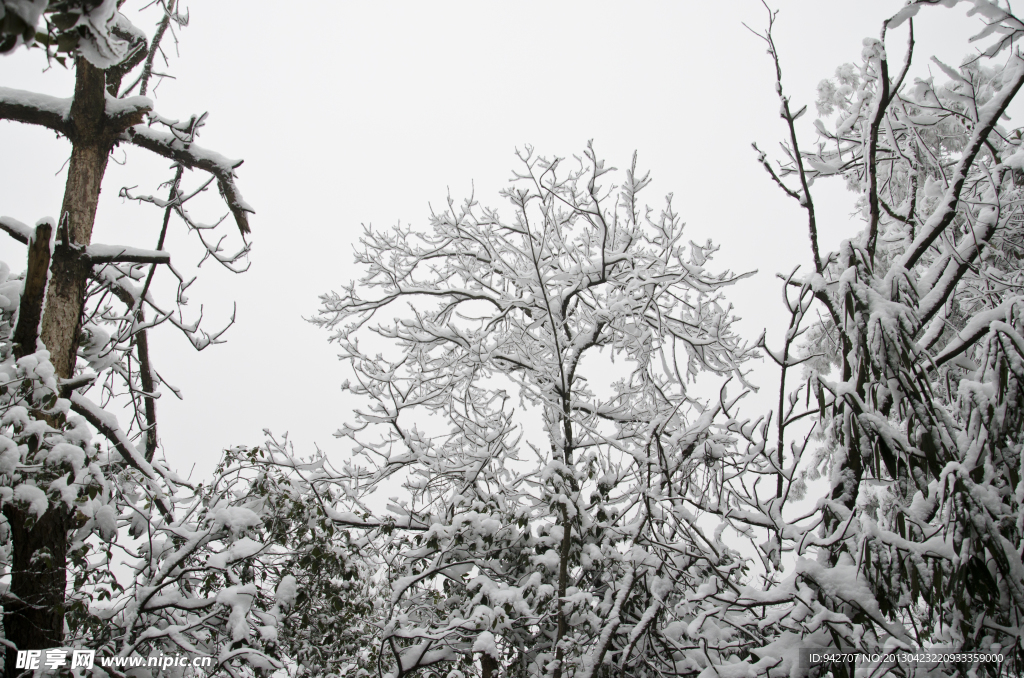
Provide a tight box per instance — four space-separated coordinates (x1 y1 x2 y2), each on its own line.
0 254 373 675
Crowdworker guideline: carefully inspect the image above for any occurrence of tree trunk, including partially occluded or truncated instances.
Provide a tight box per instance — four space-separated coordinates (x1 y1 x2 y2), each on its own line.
4 57 110 677
12 222 52 359
2 503 70 677
41 58 110 380
553 399 575 678
481 652 499 678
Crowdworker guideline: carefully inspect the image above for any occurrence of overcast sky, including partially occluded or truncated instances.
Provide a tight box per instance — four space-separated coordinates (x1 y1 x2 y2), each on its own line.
0 1 994 481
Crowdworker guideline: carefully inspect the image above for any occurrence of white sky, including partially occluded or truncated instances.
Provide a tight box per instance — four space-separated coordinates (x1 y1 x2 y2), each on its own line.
0 1 996 481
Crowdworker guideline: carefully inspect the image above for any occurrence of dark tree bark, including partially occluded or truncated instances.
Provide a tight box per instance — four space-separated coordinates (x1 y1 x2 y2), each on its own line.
3 58 142 677
12 222 52 360
481 653 499 678
2 502 70 677
4 221 60 678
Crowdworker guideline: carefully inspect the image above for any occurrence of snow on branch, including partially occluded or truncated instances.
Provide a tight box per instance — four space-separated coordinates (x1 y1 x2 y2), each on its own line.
894 55 1024 272
68 391 174 519
84 243 170 264
125 124 253 235
0 215 34 244
0 86 71 133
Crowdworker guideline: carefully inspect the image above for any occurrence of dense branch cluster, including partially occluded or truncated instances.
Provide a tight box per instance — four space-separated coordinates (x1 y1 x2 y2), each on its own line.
5 1 1024 678
0 331 369 674
308 144 760 678
302 3 1024 678
705 1 1024 676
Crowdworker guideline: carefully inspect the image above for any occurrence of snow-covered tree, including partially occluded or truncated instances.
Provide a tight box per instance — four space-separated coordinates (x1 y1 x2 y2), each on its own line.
0 1 295 674
0 0 126 57
667 2 1024 676
312 144 760 678
72 437 377 676
312 3 1024 677
9 1 1024 676
0 335 371 674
